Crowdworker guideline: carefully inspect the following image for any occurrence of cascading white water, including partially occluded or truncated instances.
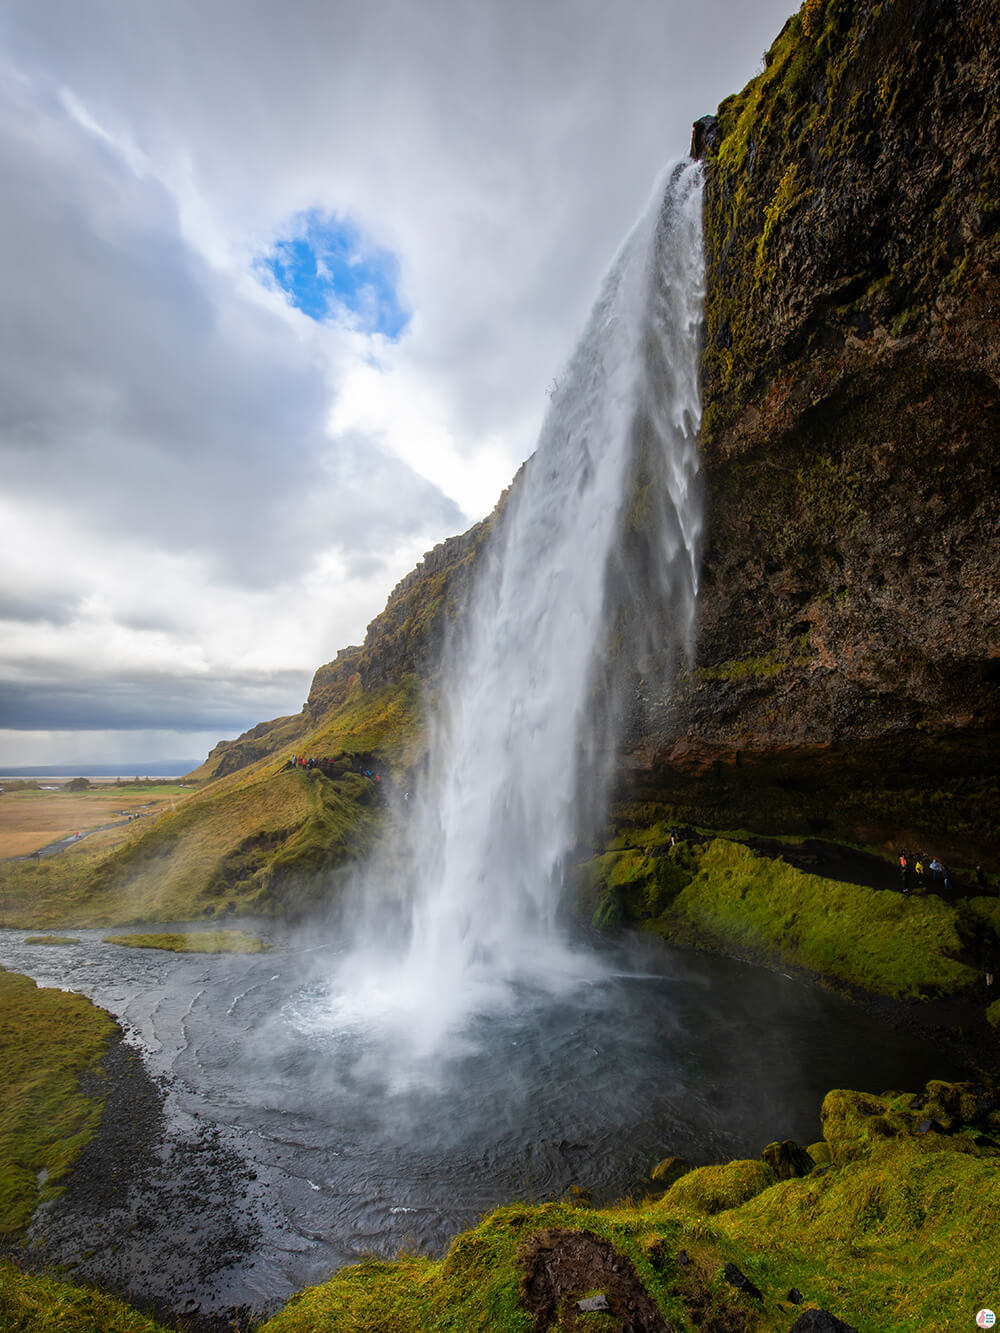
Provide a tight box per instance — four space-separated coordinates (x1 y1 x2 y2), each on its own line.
330 160 704 1058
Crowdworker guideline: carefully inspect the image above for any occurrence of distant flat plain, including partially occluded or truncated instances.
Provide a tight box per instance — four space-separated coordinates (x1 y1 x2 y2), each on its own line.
0 783 193 858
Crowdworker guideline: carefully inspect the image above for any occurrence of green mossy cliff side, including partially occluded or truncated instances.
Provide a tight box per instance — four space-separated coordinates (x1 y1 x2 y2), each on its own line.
626 0 1000 855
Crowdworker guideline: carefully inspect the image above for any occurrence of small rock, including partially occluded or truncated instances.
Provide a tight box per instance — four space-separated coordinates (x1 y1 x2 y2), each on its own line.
762 1139 815 1180
678 1248 691 1266
789 1310 859 1332
723 1262 763 1300
788 1287 805 1304
576 1293 610 1313
914 1118 948 1135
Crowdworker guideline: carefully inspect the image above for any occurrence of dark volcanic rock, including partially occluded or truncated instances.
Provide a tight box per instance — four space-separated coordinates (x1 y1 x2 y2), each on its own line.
723 1262 764 1300
617 0 1000 858
762 1139 816 1180
789 1309 859 1333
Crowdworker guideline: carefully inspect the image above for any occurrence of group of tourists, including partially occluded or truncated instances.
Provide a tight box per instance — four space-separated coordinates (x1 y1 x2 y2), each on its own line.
896 852 995 897
279 751 385 790
896 851 960 896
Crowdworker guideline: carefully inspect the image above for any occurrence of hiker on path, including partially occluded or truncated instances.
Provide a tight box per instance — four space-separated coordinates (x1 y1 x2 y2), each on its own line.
898 852 911 895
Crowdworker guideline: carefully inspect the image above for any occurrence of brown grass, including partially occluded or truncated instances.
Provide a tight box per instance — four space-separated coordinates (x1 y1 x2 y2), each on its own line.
0 785 194 859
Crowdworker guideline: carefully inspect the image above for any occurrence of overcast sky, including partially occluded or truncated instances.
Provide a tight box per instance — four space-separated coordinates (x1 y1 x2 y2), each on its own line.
0 0 793 769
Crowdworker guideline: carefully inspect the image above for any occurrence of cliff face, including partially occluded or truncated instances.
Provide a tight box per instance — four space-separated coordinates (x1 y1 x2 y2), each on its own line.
618 0 1000 854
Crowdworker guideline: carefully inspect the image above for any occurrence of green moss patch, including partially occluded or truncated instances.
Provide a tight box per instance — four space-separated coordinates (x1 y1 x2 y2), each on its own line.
22 936 80 946
0 969 115 1238
659 839 975 1000
101 930 267 954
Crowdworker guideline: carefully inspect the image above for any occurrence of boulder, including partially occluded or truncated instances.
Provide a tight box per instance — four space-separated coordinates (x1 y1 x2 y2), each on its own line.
762 1139 815 1180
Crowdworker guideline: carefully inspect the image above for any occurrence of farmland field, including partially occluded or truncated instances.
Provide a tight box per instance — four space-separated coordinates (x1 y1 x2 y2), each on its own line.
0 784 194 858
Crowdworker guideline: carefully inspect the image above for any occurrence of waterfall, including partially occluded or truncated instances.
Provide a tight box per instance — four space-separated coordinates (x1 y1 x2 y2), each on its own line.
329 160 705 1059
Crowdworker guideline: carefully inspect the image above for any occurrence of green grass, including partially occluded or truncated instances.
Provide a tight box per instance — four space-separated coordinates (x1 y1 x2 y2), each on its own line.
655 839 976 1000
22 936 80 946
101 930 267 954
0 969 115 1238
0 1259 170 1333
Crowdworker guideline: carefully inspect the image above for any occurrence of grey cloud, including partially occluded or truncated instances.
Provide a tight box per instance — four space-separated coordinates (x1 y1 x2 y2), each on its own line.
2 0 795 468
0 666 311 733
0 591 80 625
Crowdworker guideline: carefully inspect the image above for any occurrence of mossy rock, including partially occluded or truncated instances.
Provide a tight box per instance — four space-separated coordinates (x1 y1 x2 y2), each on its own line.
761 1139 815 1180
661 1158 776 1216
649 1156 693 1190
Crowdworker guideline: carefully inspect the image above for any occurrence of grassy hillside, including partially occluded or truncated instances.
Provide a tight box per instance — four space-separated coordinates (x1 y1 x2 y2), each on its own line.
0 674 425 928
577 819 1000 1024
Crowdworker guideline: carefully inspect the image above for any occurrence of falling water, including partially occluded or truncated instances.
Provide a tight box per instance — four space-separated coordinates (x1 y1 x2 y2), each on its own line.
331 160 705 1057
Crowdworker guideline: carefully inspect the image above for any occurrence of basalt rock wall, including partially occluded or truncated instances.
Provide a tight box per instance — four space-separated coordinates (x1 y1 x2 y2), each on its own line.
618 0 1000 856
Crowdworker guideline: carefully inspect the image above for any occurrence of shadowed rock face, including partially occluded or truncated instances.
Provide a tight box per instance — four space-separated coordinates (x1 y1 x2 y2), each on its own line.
615 0 1000 854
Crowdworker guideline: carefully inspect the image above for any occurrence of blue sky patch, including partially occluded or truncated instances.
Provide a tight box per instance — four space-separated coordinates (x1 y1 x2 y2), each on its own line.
262 211 409 340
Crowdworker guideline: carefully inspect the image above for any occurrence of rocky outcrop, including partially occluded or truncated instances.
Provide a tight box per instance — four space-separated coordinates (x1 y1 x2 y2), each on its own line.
190 647 363 781
356 518 493 691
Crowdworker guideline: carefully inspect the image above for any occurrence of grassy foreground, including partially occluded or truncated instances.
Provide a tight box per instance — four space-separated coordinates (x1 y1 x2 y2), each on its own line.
0 969 115 1238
